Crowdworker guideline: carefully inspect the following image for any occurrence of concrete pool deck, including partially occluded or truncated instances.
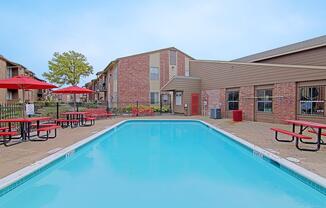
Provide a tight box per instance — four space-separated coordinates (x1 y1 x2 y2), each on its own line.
0 116 325 179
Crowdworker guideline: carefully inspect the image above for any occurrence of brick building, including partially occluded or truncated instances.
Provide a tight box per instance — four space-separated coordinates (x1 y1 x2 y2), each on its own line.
91 47 193 108
88 35 326 123
162 35 326 123
0 55 44 103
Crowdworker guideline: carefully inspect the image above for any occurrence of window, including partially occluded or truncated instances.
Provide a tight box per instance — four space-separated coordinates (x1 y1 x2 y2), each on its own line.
176 92 182 106
150 67 159 80
227 91 239 110
150 92 159 105
6 90 13 100
169 50 177 65
7 67 13 78
299 86 324 115
256 89 273 112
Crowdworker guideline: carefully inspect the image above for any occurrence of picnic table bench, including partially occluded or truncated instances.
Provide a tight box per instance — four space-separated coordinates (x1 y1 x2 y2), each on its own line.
271 120 326 151
36 125 61 141
84 108 114 119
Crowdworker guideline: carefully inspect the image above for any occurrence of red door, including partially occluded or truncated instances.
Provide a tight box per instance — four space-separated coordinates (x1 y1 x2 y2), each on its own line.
191 93 199 115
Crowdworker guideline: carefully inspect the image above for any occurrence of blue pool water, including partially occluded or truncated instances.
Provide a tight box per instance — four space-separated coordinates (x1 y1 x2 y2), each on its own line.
0 120 325 207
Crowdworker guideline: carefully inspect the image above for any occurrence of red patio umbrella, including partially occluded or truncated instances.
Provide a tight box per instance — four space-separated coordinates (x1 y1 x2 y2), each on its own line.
0 75 57 90
52 86 94 94
0 75 58 116
52 86 94 110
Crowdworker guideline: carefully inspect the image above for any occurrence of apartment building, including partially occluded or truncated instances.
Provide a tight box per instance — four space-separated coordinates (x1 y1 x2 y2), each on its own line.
162 35 326 123
90 47 193 108
87 35 326 123
0 55 43 103
84 72 107 103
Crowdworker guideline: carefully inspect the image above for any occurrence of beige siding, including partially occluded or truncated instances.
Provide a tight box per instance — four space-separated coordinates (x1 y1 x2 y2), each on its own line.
161 77 201 115
185 57 190 76
0 60 7 103
257 46 326 66
149 53 161 98
190 60 326 90
149 52 160 67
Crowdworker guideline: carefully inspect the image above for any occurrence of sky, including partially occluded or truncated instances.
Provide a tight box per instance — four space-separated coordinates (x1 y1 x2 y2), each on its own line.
0 0 326 85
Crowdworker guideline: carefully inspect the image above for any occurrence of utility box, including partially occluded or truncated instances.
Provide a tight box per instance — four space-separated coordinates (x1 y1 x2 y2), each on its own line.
232 110 243 121
210 108 221 119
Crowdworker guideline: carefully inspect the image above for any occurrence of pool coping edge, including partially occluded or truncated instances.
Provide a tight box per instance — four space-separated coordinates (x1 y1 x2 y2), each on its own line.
0 120 126 191
198 120 326 190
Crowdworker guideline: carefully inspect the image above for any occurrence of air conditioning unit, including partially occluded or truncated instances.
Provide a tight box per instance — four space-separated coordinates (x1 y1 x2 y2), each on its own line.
210 108 221 119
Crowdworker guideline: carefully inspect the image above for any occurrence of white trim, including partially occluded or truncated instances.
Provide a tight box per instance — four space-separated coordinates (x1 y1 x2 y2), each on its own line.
0 119 325 193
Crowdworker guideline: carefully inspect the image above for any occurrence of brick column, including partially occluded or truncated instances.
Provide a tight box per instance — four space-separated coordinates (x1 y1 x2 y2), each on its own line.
201 89 226 117
240 86 255 121
273 82 296 123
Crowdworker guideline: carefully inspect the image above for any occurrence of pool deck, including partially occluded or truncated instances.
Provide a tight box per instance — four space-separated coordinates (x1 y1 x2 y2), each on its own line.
0 116 325 179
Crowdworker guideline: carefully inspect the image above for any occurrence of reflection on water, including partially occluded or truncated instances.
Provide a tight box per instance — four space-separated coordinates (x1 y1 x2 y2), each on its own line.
1 184 59 208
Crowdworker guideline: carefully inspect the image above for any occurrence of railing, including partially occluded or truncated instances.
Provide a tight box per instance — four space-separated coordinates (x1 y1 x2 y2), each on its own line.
107 101 171 116
0 103 23 127
0 100 172 124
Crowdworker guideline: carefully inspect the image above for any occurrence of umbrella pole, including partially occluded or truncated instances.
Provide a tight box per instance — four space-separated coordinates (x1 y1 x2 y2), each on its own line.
74 94 77 111
22 89 25 118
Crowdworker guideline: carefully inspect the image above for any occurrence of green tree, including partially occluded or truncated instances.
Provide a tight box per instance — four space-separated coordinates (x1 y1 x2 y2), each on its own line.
43 51 93 86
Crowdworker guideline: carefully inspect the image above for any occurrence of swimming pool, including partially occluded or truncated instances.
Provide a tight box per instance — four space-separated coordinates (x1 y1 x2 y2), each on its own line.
0 120 325 207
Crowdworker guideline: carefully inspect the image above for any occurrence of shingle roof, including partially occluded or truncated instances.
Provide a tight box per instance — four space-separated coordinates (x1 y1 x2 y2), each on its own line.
233 35 326 62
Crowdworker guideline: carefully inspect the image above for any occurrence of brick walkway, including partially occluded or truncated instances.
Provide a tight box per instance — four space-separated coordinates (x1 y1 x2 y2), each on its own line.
0 116 325 179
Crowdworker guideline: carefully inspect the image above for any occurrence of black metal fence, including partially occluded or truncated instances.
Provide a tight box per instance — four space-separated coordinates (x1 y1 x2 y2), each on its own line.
107 102 171 115
0 101 172 121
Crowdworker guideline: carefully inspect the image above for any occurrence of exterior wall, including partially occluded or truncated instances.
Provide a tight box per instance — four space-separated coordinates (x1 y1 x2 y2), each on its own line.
190 60 326 89
177 88 201 115
161 77 201 115
256 46 326 66
239 86 255 121
149 53 161 104
200 83 297 123
273 82 296 123
201 89 226 117
177 51 186 76
160 50 170 88
185 57 190 76
106 64 118 107
118 55 150 104
107 48 192 107
0 59 7 103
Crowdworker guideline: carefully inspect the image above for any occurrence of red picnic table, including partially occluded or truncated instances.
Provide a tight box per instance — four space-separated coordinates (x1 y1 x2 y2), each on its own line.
60 112 88 127
0 117 51 144
284 119 326 151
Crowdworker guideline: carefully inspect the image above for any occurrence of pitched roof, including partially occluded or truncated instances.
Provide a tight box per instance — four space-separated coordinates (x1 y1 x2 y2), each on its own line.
100 47 194 75
233 35 326 62
0 54 39 78
116 47 194 60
